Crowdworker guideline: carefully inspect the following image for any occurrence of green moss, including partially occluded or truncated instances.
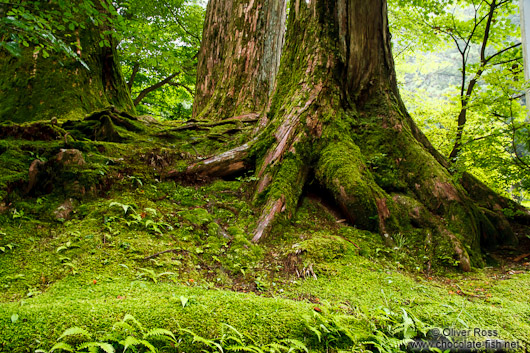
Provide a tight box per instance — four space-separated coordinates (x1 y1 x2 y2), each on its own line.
296 232 348 263
316 138 380 231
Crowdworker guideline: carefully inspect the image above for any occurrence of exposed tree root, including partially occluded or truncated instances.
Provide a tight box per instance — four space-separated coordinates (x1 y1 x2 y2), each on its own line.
169 113 260 132
62 106 143 142
185 140 254 178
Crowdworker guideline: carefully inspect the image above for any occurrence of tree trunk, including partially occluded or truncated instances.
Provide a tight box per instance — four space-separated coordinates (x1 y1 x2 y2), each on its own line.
192 0 287 120
0 2 134 123
190 0 527 271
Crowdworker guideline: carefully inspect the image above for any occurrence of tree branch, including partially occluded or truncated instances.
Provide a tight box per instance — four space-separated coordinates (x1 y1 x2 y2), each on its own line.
127 62 140 91
133 72 180 106
168 81 194 96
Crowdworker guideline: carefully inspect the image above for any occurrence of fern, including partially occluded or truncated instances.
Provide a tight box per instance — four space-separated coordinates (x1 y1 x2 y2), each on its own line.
57 327 91 341
138 339 157 353
49 342 74 352
77 342 116 353
225 345 263 353
110 202 135 215
122 313 145 333
222 324 245 340
306 326 321 343
262 342 289 353
121 336 142 352
112 321 137 335
180 328 223 353
144 328 178 344
280 339 308 353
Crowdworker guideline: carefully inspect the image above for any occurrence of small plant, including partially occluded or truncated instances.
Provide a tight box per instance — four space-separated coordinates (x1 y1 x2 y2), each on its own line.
305 312 355 350
127 175 144 188
36 196 48 205
392 233 409 251
254 276 268 292
56 241 80 253
136 268 175 284
109 202 135 215
11 209 28 220
0 243 15 253
144 219 173 236
235 173 259 183
362 308 430 353
107 205 172 236
62 262 79 275
39 315 178 353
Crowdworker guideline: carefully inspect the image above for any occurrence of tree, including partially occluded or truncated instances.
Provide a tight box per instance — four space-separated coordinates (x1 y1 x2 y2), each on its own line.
0 0 134 123
188 0 530 271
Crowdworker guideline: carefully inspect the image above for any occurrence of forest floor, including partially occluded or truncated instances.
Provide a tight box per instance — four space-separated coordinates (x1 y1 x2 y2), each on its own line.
0 111 530 352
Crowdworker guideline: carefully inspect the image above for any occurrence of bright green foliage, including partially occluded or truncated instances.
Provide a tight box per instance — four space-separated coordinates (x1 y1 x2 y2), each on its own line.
390 0 530 202
0 0 119 65
118 0 205 119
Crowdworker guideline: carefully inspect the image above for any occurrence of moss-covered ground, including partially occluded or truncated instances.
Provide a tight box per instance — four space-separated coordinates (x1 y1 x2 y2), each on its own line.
0 115 529 352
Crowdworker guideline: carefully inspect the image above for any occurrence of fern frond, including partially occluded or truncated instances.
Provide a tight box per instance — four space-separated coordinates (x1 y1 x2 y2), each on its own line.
138 339 157 353
192 336 223 353
179 327 198 337
77 342 115 353
280 339 308 353
113 321 137 334
222 324 244 340
121 336 141 352
225 345 261 353
122 314 145 333
306 326 321 342
49 342 74 352
222 335 244 346
262 342 288 353
57 327 91 341
144 328 177 343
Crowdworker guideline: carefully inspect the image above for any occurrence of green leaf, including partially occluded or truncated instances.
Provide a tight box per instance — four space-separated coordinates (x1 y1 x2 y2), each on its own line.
180 295 188 308
1 42 22 57
10 313 19 323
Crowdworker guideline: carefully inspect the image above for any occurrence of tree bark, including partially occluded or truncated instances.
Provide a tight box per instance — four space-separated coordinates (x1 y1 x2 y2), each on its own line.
0 1 134 123
190 0 527 271
192 0 287 120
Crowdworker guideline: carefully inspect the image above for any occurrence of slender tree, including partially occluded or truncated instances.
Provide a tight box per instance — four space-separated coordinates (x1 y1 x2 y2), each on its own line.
190 0 529 271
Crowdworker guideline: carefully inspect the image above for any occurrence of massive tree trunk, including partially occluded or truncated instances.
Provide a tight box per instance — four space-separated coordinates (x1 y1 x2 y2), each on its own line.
190 0 527 271
0 2 134 123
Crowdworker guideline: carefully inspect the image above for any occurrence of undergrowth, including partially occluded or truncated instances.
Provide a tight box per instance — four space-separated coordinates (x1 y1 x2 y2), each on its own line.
1 119 530 352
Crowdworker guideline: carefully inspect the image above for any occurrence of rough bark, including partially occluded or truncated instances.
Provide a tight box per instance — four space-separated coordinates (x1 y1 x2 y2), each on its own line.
192 0 287 120
0 1 134 123
190 0 527 271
